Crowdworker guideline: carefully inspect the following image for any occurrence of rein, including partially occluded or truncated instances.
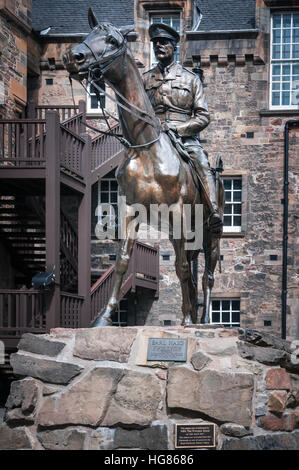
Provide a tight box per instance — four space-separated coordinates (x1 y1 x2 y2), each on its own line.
89 77 158 129
69 33 162 149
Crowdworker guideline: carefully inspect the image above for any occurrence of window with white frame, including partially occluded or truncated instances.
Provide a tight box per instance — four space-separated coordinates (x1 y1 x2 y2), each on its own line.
223 177 242 233
150 14 181 67
87 81 105 114
98 175 119 232
210 299 241 327
270 12 299 109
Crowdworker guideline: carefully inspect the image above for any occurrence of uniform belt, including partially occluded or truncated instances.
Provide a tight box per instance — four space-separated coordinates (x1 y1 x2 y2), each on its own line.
156 111 191 122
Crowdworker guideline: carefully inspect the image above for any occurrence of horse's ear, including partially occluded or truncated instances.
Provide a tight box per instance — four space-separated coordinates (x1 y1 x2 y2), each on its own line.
119 25 138 41
88 8 99 29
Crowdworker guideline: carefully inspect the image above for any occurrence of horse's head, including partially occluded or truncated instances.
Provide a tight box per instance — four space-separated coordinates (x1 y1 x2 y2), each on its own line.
63 8 134 81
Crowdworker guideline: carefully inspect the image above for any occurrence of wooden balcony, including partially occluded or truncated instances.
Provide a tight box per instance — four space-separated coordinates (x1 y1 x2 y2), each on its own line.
0 115 86 193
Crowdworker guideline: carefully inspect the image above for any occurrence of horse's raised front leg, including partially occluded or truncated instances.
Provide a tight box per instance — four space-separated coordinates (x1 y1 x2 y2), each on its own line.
170 236 198 326
90 205 139 327
200 229 218 324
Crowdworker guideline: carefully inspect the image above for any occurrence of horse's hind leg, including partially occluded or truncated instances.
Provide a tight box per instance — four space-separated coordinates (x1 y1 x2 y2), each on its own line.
170 237 198 326
188 251 200 324
91 205 139 327
200 230 218 324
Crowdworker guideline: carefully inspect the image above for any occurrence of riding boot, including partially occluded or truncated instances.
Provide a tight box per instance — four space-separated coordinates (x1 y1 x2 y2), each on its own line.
185 145 223 235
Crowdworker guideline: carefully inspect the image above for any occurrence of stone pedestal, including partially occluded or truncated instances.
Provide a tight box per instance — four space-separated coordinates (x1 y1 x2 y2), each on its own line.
1 326 299 450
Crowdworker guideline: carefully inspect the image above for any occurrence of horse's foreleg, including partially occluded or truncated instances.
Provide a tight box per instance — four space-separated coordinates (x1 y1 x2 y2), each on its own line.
91 207 139 327
200 233 218 324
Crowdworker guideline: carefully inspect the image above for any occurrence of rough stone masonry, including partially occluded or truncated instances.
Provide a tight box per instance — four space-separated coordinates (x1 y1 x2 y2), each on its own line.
1 326 299 450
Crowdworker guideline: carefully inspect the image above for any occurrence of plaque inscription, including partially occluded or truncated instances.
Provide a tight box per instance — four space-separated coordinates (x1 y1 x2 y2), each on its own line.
175 424 216 449
147 338 187 362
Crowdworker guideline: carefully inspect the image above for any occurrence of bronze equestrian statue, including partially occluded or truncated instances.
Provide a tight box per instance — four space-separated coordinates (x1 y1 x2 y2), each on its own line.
63 9 225 327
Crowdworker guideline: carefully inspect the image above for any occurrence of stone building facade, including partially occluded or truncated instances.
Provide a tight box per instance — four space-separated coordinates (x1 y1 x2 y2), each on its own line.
0 0 32 118
0 0 298 339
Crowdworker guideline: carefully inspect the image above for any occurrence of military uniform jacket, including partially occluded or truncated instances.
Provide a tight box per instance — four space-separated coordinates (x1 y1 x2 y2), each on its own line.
142 62 210 138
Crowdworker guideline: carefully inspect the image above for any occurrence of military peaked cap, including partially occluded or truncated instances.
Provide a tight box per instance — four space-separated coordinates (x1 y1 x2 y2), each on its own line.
149 23 180 43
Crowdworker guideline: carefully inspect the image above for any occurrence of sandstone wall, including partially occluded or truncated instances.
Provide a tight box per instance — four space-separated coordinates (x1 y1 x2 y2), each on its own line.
1 326 299 450
199 56 299 339
0 15 27 117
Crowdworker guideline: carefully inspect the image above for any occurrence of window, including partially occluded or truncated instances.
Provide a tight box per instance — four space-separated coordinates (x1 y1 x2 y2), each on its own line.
87 81 105 114
98 175 119 232
210 299 241 327
223 177 242 233
270 13 299 109
112 298 128 326
150 14 181 66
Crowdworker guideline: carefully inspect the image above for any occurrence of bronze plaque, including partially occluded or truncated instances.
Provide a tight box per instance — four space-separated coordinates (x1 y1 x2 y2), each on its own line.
147 338 187 362
175 424 216 449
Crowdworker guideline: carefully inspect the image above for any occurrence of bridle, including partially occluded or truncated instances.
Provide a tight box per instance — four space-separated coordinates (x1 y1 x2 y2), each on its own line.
70 26 162 149
82 29 127 76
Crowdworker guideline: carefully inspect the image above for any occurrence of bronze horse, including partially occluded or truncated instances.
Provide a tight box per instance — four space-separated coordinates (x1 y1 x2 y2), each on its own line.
63 9 225 327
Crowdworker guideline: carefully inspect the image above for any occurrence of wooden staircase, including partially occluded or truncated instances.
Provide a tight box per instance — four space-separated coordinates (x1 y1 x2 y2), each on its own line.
0 102 159 348
0 195 46 281
0 195 79 292
91 241 159 324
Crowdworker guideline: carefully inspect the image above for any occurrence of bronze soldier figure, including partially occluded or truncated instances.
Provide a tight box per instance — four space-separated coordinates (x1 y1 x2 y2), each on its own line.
143 23 223 233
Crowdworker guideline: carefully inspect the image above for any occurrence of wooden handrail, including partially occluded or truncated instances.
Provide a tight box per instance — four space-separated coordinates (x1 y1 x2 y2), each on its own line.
31 102 85 123
91 264 115 294
0 119 46 124
90 122 120 143
0 289 41 294
61 112 83 126
60 124 86 143
36 105 79 110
